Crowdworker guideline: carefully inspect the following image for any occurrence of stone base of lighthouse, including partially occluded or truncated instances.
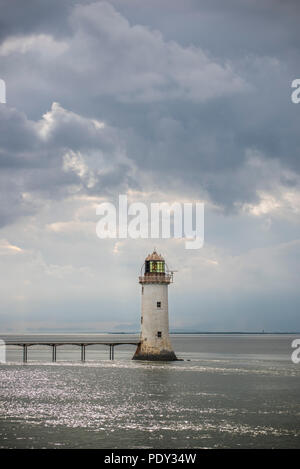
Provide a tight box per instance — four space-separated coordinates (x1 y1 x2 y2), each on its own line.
133 342 177 361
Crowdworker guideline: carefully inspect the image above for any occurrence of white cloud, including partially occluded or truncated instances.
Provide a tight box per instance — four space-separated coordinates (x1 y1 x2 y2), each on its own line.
0 239 23 255
63 150 97 188
239 150 300 219
36 101 106 141
46 220 94 234
0 34 68 57
243 189 300 217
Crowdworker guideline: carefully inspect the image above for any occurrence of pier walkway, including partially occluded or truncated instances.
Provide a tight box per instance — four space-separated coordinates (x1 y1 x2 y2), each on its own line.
4 340 140 362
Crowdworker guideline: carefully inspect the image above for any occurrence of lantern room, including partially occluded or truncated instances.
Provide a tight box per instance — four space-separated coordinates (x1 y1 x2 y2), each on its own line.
145 251 165 274
139 250 173 284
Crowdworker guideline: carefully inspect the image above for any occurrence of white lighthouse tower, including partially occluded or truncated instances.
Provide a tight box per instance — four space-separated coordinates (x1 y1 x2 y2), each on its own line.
133 250 177 361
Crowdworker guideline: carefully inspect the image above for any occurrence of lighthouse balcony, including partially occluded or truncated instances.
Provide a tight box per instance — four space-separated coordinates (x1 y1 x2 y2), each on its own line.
139 274 172 284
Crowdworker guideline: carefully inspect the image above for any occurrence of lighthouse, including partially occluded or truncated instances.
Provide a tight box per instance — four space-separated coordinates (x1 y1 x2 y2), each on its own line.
133 250 177 361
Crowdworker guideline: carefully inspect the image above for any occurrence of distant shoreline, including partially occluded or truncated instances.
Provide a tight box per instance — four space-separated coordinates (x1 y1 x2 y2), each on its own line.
171 331 300 335
1 331 300 335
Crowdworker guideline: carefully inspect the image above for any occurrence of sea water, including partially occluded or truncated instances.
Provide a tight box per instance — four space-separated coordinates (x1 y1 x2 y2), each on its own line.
0 333 299 448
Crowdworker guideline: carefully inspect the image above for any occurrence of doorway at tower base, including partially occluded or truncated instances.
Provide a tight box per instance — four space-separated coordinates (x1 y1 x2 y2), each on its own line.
132 343 178 361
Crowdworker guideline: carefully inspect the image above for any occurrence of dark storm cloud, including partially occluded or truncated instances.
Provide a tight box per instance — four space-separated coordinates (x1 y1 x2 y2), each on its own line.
0 101 133 226
0 0 300 224
109 0 300 60
0 0 75 42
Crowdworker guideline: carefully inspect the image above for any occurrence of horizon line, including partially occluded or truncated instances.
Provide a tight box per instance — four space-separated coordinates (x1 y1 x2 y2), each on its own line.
1 330 300 335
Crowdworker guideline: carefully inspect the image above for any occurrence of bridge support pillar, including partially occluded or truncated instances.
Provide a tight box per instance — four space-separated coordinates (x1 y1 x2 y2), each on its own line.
23 344 28 363
52 345 56 362
109 345 115 360
81 344 85 362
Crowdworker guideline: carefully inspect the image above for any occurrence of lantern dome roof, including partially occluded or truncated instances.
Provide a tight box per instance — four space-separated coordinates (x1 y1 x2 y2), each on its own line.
145 250 164 261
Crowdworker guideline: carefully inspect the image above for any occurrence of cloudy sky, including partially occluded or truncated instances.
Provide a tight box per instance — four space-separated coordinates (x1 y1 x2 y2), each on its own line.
0 0 300 333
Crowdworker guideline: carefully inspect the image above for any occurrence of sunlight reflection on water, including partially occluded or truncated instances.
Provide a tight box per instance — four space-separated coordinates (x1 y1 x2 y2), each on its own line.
0 334 300 448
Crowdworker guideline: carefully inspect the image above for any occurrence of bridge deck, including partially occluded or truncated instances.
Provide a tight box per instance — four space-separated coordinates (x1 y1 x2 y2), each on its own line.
4 341 140 346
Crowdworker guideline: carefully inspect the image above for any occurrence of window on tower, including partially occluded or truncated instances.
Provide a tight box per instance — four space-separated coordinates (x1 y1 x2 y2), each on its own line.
157 301 161 308
157 331 162 338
